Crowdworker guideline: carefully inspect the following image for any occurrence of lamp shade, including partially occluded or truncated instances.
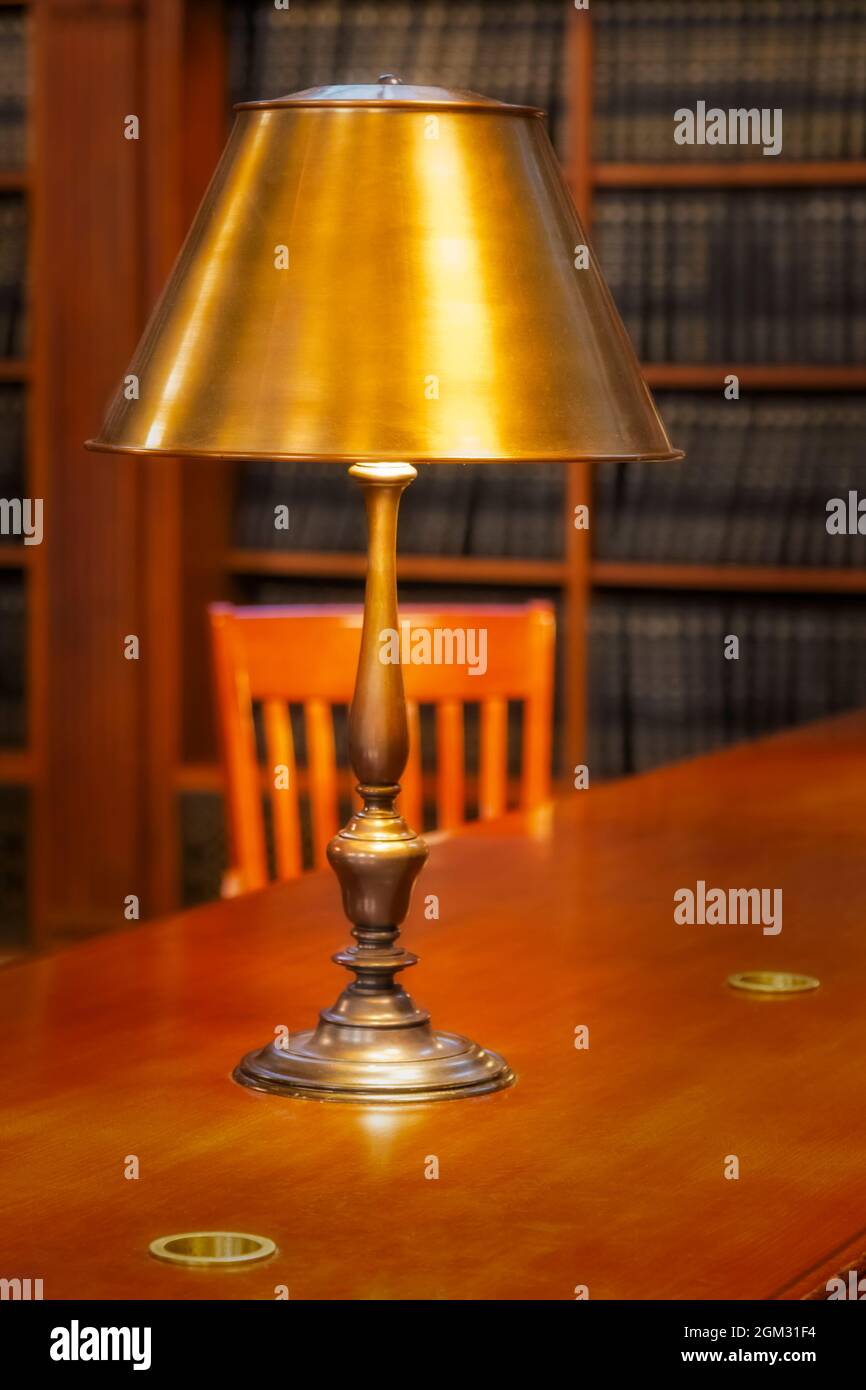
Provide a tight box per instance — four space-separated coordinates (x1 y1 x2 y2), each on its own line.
87 80 681 464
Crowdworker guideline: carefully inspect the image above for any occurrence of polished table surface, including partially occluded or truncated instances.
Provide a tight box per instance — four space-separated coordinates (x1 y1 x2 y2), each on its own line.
4 713 866 1301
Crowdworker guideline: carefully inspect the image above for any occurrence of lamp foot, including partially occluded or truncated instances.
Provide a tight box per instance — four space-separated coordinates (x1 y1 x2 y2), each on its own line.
233 979 514 1103
233 1035 513 1104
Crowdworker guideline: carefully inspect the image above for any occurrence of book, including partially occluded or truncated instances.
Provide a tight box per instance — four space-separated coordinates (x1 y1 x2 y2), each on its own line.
593 0 866 162
594 394 866 568
589 592 866 779
594 188 866 365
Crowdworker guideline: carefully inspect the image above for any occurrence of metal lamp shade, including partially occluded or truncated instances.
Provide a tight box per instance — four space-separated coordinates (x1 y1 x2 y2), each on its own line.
87 81 680 464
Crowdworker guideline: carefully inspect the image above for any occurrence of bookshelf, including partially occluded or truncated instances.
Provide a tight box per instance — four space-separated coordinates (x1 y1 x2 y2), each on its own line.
170 1 866 910
572 5 866 795
568 4 866 779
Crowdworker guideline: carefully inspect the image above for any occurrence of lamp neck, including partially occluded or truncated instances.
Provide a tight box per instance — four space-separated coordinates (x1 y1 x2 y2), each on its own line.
347 461 417 788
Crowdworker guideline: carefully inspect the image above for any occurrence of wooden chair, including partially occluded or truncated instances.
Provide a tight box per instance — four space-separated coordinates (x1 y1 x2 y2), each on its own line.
209 601 555 895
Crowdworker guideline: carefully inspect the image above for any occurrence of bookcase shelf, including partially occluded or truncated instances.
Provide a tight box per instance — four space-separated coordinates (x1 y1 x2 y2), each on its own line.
228 549 567 587
591 563 866 596
590 160 866 189
0 546 31 568
0 358 30 381
0 749 32 784
640 365 866 391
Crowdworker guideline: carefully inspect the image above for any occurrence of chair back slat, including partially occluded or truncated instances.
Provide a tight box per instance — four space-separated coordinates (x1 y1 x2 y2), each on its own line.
305 698 338 868
522 604 556 810
208 602 555 893
400 699 423 830
436 699 465 830
263 698 301 881
479 696 508 819
210 608 268 894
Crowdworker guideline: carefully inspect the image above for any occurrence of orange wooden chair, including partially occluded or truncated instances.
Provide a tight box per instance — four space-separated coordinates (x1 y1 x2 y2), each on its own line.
208 602 555 895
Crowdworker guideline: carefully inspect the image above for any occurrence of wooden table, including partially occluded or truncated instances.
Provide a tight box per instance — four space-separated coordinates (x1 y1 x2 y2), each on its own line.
4 712 866 1301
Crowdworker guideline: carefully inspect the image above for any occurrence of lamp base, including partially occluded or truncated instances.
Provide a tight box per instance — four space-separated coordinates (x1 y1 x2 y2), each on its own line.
233 977 514 1103
231 462 515 1105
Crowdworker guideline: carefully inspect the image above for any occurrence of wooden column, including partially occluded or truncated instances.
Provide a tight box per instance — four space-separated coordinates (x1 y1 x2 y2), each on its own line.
141 0 232 913
34 0 227 938
36 0 148 939
563 6 594 774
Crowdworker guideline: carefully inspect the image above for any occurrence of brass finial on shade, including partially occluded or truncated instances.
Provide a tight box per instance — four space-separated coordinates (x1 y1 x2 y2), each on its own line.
87 82 681 465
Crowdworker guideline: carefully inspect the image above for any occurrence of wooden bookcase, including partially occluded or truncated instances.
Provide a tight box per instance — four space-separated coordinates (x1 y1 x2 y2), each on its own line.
12 1 866 945
180 7 866 800
159 2 866 914
566 8 866 766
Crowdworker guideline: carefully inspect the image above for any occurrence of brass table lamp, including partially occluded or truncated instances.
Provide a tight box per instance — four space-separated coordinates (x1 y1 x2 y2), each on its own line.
88 78 680 1103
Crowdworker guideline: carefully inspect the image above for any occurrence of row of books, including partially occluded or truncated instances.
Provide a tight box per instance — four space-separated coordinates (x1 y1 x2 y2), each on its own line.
0 383 25 522
235 394 866 569
227 0 568 152
0 573 24 747
0 786 26 945
594 0 866 162
595 394 866 568
588 592 866 780
0 10 26 171
0 196 26 358
234 459 564 558
595 189 866 364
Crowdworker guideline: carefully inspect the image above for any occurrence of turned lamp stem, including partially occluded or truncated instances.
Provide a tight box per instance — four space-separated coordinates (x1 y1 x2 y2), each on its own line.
328 461 428 975
347 462 414 794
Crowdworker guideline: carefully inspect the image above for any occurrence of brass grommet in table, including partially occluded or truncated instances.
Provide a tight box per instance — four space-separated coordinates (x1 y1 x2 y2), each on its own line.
148 1231 276 1267
727 970 820 995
